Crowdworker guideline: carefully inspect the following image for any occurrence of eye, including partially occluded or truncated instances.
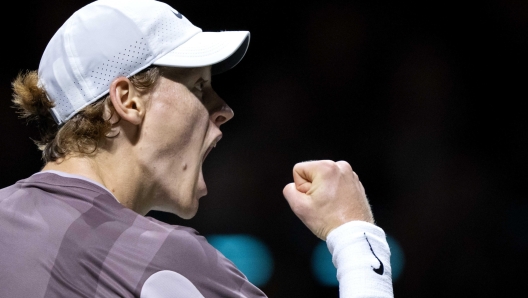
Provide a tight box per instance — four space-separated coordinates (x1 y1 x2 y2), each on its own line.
195 79 207 92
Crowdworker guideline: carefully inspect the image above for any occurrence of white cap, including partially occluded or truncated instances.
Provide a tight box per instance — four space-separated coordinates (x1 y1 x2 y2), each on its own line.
38 0 250 125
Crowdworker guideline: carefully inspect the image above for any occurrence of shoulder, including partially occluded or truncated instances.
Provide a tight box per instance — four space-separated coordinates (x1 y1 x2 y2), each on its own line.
6 172 113 203
137 217 267 297
142 216 218 268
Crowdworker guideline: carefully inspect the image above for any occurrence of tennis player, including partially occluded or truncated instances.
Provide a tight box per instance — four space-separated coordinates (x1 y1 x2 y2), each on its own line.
0 0 394 297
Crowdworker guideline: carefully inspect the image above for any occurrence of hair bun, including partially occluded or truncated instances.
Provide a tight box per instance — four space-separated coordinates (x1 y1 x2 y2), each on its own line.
12 71 54 119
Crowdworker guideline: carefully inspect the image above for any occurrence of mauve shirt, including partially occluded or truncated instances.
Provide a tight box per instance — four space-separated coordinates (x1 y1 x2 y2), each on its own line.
0 172 267 297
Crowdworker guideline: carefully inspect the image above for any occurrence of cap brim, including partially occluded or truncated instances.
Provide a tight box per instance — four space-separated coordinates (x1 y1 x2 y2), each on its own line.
153 31 250 75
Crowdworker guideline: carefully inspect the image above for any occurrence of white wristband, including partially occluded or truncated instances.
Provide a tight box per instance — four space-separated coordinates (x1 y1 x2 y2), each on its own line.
326 221 394 298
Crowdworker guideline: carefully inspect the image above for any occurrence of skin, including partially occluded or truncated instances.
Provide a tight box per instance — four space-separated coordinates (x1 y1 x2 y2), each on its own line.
283 160 374 241
42 65 374 239
42 66 232 218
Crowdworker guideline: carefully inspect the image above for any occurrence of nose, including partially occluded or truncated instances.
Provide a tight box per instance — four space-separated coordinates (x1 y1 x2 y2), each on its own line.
210 104 234 127
208 89 234 127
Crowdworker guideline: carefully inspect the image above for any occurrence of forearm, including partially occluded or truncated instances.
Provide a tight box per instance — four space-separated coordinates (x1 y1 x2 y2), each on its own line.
326 221 394 298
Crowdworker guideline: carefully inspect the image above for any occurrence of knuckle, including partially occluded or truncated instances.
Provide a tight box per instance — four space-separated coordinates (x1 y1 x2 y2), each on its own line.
292 162 305 173
318 160 338 173
294 160 312 170
336 160 352 172
293 163 301 172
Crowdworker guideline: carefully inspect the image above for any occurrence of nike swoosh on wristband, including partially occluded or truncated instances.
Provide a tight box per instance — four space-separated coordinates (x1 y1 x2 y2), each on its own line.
364 233 384 275
173 11 183 19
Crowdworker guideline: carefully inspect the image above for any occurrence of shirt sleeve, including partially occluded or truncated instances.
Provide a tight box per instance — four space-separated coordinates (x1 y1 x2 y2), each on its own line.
137 224 267 298
326 221 394 298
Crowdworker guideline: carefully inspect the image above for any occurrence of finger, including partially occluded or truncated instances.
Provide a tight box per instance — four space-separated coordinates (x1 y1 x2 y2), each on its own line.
293 160 336 193
292 162 315 193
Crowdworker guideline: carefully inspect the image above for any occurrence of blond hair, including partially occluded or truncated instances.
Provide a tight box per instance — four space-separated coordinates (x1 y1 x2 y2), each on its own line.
12 67 161 163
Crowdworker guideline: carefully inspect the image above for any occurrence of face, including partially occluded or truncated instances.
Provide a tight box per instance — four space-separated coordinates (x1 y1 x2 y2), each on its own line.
136 66 233 218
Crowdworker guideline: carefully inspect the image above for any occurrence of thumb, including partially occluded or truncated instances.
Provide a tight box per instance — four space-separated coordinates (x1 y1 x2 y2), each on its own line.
282 182 307 211
283 182 316 237
282 183 298 204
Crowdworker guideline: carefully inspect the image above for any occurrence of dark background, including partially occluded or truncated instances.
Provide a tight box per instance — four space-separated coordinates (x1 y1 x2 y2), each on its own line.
1 0 527 297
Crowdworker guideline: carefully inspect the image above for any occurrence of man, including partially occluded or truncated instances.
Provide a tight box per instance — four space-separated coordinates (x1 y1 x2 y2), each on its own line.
1 0 393 297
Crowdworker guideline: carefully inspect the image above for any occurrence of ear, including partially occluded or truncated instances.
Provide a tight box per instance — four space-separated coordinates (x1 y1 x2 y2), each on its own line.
109 77 145 125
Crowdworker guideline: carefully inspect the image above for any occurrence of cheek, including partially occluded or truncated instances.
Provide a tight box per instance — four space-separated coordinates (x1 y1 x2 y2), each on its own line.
149 96 207 149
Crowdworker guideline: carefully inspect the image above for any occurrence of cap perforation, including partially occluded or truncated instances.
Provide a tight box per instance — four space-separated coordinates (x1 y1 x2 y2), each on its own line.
40 0 248 123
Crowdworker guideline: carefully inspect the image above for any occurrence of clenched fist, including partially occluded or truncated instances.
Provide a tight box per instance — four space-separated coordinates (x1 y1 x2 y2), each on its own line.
283 160 374 240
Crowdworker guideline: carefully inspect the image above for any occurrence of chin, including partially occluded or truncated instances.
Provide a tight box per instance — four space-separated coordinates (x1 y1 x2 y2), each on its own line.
177 208 198 220
155 201 199 220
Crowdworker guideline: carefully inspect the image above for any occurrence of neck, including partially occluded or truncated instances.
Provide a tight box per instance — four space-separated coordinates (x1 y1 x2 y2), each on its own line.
42 153 151 215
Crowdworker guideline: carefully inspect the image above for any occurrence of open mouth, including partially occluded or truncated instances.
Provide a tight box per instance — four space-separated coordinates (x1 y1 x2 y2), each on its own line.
202 135 222 162
203 144 215 162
